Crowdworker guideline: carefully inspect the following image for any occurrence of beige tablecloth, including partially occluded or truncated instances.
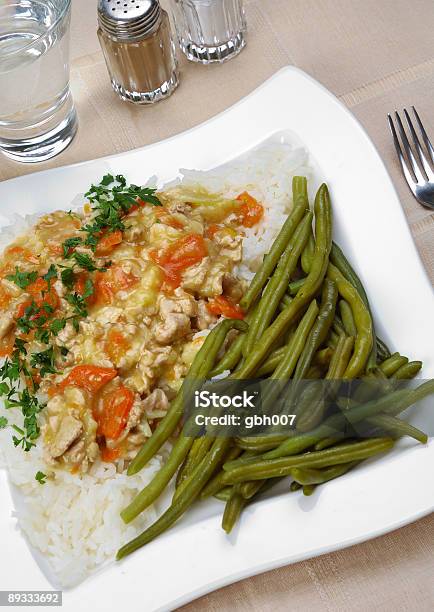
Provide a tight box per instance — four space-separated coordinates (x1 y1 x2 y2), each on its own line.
1 0 433 610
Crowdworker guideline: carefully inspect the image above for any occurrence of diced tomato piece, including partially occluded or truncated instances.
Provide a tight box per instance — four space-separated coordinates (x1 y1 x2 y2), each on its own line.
59 365 117 393
97 386 134 440
100 445 122 462
15 278 59 321
74 272 96 305
236 192 264 228
154 207 185 229
96 230 123 255
205 224 221 239
95 265 138 305
206 295 245 320
150 234 207 288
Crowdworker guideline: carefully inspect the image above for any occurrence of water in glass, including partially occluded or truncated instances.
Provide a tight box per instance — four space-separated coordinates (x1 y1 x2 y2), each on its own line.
0 0 77 163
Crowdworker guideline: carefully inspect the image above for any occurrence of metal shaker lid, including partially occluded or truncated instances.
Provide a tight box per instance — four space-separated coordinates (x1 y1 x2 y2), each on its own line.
97 0 161 41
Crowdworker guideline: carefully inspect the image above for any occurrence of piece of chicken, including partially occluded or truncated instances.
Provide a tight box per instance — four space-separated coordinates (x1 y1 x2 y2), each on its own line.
49 415 83 459
154 289 197 344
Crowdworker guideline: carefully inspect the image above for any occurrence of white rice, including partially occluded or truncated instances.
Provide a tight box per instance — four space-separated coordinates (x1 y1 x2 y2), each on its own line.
0 139 315 587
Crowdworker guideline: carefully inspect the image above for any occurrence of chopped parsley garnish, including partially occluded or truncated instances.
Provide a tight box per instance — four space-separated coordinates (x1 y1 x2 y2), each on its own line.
16 301 47 335
49 318 67 336
6 267 38 290
7 385 44 451
0 416 7 429
62 237 82 258
70 251 108 273
30 347 57 377
83 174 161 250
43 264 58 288
35 471 47 485
60 267 75 290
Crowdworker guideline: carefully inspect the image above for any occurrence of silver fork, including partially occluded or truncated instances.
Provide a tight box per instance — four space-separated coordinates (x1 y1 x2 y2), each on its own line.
387 107 434 209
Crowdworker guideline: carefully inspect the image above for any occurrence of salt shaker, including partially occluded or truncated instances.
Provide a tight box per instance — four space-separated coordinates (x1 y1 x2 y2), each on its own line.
170 0 247 64
97 0 179 104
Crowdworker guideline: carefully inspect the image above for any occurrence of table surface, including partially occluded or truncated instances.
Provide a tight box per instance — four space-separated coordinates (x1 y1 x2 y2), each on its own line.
1 0 433 610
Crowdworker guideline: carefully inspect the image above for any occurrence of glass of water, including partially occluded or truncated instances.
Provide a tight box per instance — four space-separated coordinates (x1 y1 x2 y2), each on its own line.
0 0 77 163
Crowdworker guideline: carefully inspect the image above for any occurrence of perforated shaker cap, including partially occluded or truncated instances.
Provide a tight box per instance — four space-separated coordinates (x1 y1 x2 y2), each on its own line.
97 0 162 40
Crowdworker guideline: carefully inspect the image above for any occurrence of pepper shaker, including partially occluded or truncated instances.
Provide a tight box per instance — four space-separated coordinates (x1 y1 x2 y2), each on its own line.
97 0 179 104
170 0 247 64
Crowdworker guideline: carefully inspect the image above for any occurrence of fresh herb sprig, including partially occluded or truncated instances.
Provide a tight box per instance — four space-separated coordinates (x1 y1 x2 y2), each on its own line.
0 342 45 451
82 174 161 250
6 267 38 290
35 471 47 484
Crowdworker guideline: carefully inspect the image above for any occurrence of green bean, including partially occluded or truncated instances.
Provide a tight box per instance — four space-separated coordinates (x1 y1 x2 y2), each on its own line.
235 434 289 452
301 231 315 274
330 244 369 306
376 337 392 362
303 484 316 496
176 437 204 488
296 335 354 432
291 461 360 485
214 487 233 502
118 438 232 559
293 279 338 380
234 183 332 380
279 294 293 311
332 317 346 337
271 300 319 380
327 330 339 349
330 242 377 370
339 300 357 337
256 325 332 378
243 212 313 357
315 347 334 366
127 319 247 476
123 436 193 523
379 353 409 377
222 489 246 533
255 347 286 377
288 278 306 296
306 365 324 379
210 309 258 377
290 480 302 492
240 176 310 311
351 368 392 406
314 437 343 451
209 332 245 377
367 414 428 444
199 446 243 499
393 361 423 379
327 335 354 379
227 380 434 465
327 263 373 378
222 439 394 485
239 480 266 499
175 436 214 494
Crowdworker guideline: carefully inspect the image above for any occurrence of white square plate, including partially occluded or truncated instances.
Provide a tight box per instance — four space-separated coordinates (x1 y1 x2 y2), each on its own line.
1 67 433 612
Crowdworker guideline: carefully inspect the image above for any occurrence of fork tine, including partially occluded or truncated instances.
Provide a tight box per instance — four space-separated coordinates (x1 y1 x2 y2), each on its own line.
412 106 434 166
394 111 424 183
388 114 416 187
404 109 432 180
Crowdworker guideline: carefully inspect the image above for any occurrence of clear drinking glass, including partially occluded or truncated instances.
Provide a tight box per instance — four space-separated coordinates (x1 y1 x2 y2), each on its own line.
170 0 246 64
0 0 77 163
